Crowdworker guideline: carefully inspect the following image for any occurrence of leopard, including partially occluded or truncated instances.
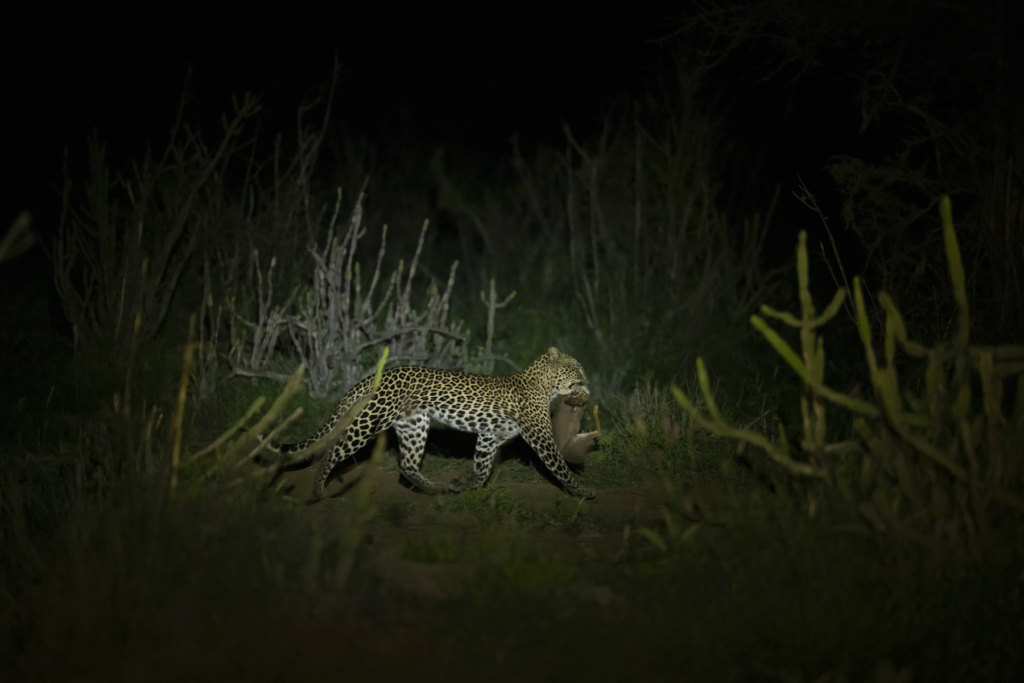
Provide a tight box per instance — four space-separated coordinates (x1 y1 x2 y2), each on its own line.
270 347 595 501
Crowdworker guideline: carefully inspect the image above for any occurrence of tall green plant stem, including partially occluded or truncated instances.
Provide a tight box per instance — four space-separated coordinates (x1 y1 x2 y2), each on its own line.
673 196 1024 537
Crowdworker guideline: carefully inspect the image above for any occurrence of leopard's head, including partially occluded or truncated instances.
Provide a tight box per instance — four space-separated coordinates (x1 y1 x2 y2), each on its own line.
541 347 589 403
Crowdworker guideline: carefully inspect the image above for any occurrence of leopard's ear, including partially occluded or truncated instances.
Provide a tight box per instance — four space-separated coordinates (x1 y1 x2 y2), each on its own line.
546 347 562 360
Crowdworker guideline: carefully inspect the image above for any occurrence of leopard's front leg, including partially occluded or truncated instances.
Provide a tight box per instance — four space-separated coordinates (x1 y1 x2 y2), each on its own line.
449 421 520 493
519 407 595 499
448 433 499 492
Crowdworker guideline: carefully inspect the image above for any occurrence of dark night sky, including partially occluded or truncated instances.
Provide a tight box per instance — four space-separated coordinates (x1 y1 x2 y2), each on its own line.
4 2 681 238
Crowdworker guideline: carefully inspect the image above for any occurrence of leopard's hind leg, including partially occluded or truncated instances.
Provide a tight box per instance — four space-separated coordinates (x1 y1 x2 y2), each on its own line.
312 406 390 500
392 412 446 493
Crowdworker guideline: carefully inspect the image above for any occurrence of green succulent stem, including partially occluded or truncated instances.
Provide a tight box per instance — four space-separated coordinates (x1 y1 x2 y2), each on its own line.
672 197 1024 531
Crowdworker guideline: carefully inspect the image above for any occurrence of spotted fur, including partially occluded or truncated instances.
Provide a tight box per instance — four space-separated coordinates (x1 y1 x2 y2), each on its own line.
272 347 594 500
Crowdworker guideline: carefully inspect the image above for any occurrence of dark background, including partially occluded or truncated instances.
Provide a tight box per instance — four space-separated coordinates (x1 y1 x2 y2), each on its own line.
5 2 690 238
6 1 1023 339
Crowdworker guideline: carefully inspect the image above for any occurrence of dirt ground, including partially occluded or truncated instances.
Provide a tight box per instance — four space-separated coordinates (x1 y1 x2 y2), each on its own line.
284 452 677 578
32 457 694 683
12 449 1014 682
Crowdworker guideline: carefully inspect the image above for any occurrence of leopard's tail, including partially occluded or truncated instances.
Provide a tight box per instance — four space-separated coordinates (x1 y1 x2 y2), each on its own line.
261 377 374 461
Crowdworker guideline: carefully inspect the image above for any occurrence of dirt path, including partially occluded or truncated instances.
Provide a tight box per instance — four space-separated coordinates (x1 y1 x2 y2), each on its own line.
271 454 678 598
